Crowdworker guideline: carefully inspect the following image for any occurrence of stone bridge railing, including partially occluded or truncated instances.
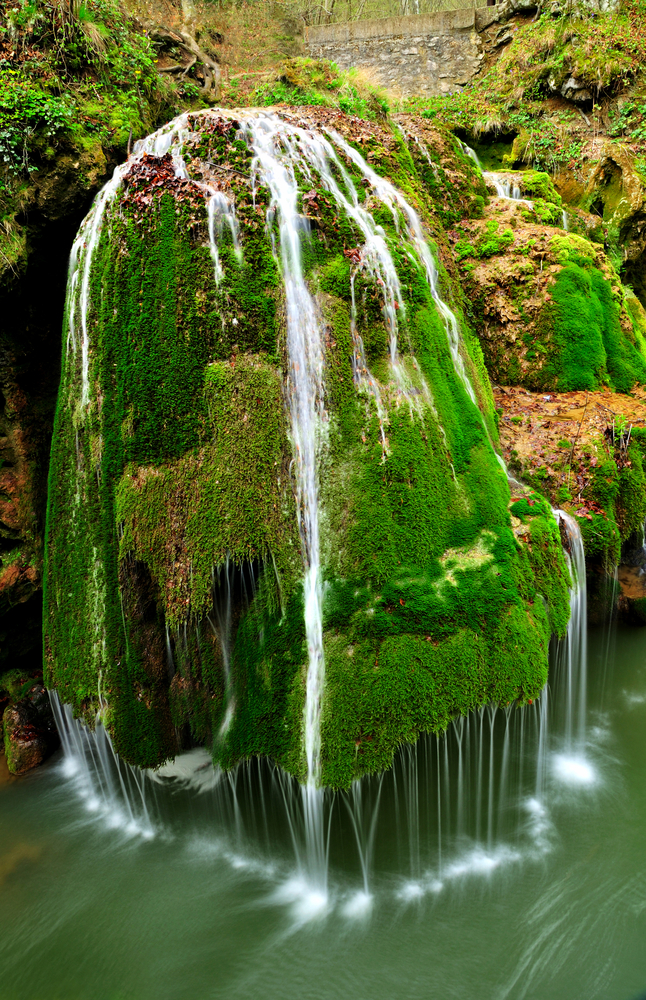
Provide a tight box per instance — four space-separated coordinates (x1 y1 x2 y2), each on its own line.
305 5 503 96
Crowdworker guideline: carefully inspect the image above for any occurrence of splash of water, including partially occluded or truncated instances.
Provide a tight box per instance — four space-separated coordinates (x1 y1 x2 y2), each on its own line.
49 691 155 839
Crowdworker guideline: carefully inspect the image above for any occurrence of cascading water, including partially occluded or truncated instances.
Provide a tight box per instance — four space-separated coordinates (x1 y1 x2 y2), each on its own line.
49 692 155 838
552 510 594 785
49 682 555 901
463 142 571 229
328 128 477 403
462 142 530 206
243 114 329 896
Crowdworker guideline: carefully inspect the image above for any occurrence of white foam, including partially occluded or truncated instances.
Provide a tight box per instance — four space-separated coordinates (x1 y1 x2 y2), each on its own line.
552 754 597 786
186 836 276 879
60 757 81 779
443 845 521 879
398 880 425 901
624 690 646 708
272 876 330 924
342 890 373 919
524 797 553 855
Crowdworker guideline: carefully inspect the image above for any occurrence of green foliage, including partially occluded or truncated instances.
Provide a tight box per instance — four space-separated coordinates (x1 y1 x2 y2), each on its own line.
0 71 74 176
0 0 190 192
251 57 390 121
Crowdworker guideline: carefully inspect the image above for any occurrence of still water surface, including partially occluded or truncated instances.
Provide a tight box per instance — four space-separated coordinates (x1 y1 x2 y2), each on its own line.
1 626 646 1000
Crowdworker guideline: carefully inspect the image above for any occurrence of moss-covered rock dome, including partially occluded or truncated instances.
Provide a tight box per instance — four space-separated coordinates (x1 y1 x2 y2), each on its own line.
43 107 571 788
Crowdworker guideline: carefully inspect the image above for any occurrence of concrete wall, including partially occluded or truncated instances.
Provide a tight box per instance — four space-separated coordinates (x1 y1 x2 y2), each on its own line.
305 8 490 96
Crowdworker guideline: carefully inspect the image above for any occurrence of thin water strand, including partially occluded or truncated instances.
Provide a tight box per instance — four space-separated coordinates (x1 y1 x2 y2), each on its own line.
243 114 328 889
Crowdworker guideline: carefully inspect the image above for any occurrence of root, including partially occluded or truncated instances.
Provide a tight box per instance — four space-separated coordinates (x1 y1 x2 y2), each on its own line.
149 25 221 95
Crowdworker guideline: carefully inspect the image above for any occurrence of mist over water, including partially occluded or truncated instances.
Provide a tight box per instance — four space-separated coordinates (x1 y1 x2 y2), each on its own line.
2 621 646 1000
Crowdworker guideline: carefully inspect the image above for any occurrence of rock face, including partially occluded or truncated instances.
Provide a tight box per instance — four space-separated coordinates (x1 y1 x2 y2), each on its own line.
0 144 113 679
2 683 58 774
43 108 571 788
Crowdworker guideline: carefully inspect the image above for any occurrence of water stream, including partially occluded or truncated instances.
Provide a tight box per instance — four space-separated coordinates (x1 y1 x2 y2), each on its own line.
2 615 645 999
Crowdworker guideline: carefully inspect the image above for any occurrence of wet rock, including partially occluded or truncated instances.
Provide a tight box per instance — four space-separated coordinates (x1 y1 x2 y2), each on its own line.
2 688 58 775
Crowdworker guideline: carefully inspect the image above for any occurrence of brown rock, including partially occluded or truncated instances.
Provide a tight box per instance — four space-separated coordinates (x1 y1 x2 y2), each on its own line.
3 692 57 775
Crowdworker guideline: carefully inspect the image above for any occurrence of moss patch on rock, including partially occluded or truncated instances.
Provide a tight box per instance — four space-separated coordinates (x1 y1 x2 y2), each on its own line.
455 199 646 394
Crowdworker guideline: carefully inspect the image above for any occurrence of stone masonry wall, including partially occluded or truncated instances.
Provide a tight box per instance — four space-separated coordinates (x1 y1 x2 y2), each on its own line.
305 9 489 96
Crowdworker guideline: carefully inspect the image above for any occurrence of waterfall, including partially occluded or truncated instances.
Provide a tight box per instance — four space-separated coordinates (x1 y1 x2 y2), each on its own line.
551 510 595 786
554 510 588 747
462 143 533 209
49 692 155 838
52 112 590 909
484 171 533 207
48 690 556 910
62 110 494 800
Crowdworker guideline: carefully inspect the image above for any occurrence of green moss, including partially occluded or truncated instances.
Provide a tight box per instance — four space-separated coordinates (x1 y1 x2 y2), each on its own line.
320 598 551 786
515 170 562 206
524 198 563 227
0 669 35 701
455 220 515 262
510 498 540 521
117 352 299 626
538 263 646 392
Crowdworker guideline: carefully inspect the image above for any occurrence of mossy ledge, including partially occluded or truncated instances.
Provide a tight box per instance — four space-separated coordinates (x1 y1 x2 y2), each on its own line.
43 107 571 789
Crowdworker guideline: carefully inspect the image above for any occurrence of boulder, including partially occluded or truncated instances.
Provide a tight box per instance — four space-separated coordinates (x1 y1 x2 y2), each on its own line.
3 686 58 775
